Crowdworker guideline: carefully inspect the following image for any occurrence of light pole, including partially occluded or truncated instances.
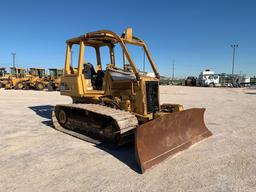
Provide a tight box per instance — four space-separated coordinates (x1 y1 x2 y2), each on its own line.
172 60 175 83
11 53 16 67
230 44 238 75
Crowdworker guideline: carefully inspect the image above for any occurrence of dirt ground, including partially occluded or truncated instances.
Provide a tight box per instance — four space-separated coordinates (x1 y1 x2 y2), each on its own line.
0 86 256 192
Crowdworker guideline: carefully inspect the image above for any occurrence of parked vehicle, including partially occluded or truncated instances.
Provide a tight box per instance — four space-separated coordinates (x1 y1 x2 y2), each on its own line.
219 73 252 87
23 68 48 90
5 67 30 89
198 69 215 86
0 67 9 88
204 74 220 87
47 68 63 91
52 28 212 173
185 76 197 86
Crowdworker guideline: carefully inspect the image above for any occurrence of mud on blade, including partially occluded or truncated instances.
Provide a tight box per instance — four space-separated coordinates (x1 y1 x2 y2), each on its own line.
135 108 212 173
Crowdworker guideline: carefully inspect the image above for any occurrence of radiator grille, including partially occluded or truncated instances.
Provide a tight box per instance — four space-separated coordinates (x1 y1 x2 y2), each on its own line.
145 81 159 113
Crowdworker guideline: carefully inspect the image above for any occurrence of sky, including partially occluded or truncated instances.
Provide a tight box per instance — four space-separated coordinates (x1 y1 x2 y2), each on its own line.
0 0 255 77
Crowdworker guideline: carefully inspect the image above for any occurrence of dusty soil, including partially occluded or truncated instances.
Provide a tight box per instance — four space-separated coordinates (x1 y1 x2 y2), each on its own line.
0 86 256 192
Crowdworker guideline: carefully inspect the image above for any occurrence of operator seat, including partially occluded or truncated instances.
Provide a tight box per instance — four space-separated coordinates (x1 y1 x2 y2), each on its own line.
83 62 105 90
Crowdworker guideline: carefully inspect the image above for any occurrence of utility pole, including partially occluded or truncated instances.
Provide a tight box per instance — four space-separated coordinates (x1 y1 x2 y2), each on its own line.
230 44 238 75
11 53 16 67
172 59 175 83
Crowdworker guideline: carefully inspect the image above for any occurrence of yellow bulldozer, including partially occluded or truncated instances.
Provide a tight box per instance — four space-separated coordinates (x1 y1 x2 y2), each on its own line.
47 68 63 91
0 67 9 88
5 67 29 89
52 28 212 173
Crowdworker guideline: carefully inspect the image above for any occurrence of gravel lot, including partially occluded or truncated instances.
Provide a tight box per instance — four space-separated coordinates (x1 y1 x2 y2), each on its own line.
0 86 256 192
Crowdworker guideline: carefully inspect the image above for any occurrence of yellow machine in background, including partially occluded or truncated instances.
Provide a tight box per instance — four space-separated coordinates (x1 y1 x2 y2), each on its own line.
3 67 63 91
47 68 63 91
23 68 48 90
5 67 29 89
52 28 212 173
0 67 9 88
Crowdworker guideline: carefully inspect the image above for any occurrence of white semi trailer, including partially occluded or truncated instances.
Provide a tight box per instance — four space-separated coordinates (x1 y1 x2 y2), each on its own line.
198 69 220 87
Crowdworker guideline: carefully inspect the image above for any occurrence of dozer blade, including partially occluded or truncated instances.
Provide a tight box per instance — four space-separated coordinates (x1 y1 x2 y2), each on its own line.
135 108 212 173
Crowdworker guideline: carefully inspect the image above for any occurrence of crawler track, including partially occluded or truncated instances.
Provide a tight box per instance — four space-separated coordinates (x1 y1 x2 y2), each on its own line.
52 103 138 146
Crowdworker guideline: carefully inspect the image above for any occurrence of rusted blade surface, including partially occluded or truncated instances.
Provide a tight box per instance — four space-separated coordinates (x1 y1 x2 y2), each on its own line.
135 108 212 173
